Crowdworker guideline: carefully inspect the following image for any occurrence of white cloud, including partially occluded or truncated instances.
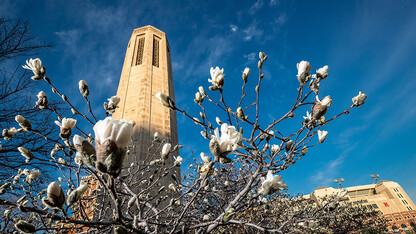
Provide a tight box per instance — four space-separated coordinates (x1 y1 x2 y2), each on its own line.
244 52 257 63
249 0 264 15
269 0 278 6
243 21 263 41
230 24 238 32
274 13 287 25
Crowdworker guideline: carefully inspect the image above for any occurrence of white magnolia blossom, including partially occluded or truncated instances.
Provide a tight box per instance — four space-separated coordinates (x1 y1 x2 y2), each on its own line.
352 91 367 106
316 95 332 107
296 61 311 85
316 65 329 79
317 130 328 143
210 123 242 157
303 111 312 122
73 134 85 145
200 152 210 163
108 96 120 107
55 118 77 130
174 155 183 166
208 66 225 89
271 144 280 154
22 58 45 80
161 143 171 159
22 169 41 183
93 117 133 148
259 171 286 195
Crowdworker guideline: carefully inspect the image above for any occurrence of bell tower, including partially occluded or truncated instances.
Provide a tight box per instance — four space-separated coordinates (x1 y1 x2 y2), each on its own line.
113 26 179 166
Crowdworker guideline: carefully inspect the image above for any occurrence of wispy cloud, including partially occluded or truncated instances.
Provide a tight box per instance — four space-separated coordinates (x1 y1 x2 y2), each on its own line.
249 0 264 15
229 24 238 32
244 52 257 64
243 20 263 41
269 0 278 7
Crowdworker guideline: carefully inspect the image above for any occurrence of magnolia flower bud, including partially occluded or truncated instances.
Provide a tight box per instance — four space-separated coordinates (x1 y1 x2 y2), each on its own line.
114 226 128 234
194 92 203 104
317 130 328 143
24 169 41 183
22 58 46 80
215 117 222 125
259 52 267 62
302 146 308 155
352 91 367 106
168 183 177 192
15 220 36 233
203 214 212 222
285 140 293 152
236 107 245 120
316 65 329 80
15 115 32 130
93 117 133 178
242 67 250 83
55 118 77 139
2 127 18 140
35 91 48 109
18 147 34 163
223 208 235 223
42 182 65 209
78 80 89 98
161 143 171 160
208 66 225 89
153 132 159 141
67 184 88 206
199 86 206 96
200 131 208 139
297 61 311 85
156 92 175 109
58 157 66 165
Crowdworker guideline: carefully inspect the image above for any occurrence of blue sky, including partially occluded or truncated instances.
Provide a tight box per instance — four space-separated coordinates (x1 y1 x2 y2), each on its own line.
2 0 416 201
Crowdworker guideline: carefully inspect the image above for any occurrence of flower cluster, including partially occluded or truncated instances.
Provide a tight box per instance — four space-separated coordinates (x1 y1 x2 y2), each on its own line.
104 96 120 114
259 171 286 195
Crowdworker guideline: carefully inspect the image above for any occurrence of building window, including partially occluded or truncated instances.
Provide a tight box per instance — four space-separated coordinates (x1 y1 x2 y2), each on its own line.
152 37 159 67
135 37 145 66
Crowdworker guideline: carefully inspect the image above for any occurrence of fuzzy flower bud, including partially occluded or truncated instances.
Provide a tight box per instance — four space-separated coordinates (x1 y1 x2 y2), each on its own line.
22 58 46 80
194 92 203 104
161 143 171 160
15 220 36 233
35 91 48 109
42 182 65 209
312 95 332 120
242 67 250 83
271 144 280 155
67 184 89 206
18 147 34 163
15 115 32 130
156 92 175 109
104 96 120 114
78 80 89 98
2 127 18 140
296 61 311 85
198 86 206 96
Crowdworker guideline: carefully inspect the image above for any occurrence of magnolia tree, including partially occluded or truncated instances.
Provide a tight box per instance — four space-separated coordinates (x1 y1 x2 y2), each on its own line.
0 53 376 234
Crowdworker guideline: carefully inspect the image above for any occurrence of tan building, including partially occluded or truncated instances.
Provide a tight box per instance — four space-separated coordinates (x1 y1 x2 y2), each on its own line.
309 180 416 233
112 25 179 164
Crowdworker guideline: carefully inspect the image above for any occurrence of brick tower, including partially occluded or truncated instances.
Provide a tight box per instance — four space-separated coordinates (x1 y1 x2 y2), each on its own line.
112 26 179 166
